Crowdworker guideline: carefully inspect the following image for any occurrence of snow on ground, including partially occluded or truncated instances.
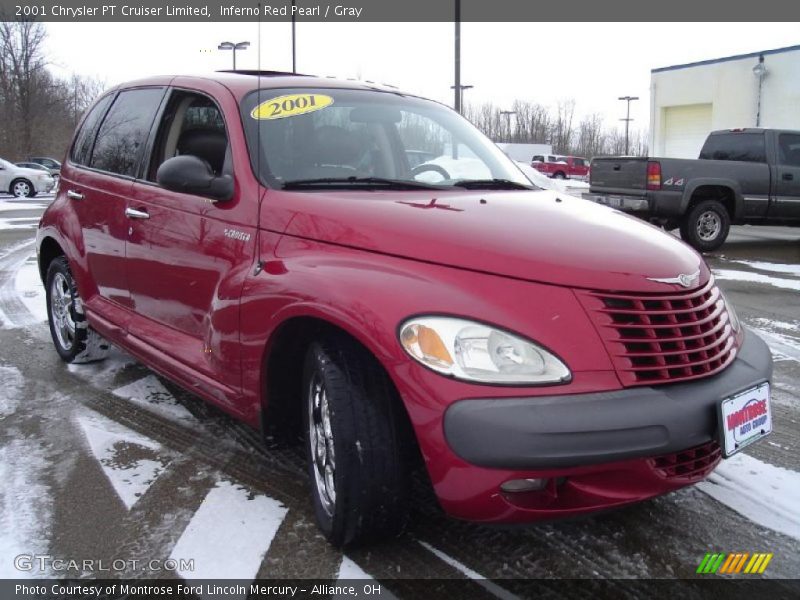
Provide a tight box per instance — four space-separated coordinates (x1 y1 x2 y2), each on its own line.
14 255 46 324
0 369 53 577
726 259 800 278
713 269 800 292
169 480 288 581
77 411 172 510
750 324 800 365
698 452 800 541
0 198 49 212
0 364 24 418
0 439 53 577
112 375 200 429
0 216 40 230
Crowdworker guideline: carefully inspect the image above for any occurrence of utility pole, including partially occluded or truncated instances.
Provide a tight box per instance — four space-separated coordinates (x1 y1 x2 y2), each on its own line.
450 84 473 112
618 95 639 155
500 110 516 142
454 0 461 113
291 0 297 73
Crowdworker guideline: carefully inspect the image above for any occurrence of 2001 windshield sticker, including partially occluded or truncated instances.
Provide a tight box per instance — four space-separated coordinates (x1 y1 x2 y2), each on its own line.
251 94 334 120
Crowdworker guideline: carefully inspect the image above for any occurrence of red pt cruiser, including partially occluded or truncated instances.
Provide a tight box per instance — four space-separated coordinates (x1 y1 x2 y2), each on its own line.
37 73 773 546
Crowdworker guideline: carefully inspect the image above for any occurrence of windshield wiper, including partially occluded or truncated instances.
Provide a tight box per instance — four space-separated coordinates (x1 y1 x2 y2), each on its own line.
450 178 533 190
282 176 444 190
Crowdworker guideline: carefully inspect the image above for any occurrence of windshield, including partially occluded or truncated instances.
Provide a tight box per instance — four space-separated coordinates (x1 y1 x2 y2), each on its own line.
240 88 532 190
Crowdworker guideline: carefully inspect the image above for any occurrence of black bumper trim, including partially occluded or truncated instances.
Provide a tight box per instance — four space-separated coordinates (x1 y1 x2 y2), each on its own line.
443 329 773 470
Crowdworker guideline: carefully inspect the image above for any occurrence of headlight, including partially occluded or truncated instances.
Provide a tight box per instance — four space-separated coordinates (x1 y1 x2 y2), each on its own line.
398 316 570 384
720 290 741 332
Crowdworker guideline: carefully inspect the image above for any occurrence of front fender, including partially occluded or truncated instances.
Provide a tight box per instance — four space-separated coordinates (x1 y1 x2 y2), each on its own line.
238 235 621 497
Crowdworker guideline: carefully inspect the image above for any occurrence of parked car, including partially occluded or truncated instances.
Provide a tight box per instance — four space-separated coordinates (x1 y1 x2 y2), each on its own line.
28 156 62 177
16 161 52 173
0 157 56 197
37 73 773 546
533 155 590 180
585 129 800 251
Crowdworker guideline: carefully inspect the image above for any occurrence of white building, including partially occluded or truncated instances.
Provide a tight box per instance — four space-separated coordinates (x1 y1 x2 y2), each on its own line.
649 44 800 158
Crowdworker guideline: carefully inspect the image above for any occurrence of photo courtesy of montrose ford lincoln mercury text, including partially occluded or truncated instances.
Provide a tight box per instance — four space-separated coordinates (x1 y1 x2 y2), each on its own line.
36 71 774 546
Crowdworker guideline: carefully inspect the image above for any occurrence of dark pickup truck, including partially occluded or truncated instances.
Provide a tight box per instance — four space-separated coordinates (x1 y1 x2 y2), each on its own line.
585 128 800 251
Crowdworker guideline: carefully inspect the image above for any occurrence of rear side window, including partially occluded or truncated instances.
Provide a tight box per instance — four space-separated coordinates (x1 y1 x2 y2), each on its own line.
699 133 766 163
71 94 114 166
90 88 165 177
778 134 800 167
573 158 585 166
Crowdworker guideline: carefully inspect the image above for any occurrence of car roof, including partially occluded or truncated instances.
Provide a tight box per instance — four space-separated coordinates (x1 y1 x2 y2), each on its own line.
108 71 410 102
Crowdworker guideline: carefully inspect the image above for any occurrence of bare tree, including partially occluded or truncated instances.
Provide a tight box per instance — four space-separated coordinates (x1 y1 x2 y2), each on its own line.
0 18 104 161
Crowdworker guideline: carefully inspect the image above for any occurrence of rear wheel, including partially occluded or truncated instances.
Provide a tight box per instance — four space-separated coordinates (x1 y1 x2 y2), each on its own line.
552 172 566 180
302 335 410 546
46 257 109 363
679 199 731 252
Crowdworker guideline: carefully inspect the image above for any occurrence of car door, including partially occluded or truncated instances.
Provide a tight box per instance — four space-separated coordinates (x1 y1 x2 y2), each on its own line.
772 132 800 219
64 88 166 316
125 83 256 395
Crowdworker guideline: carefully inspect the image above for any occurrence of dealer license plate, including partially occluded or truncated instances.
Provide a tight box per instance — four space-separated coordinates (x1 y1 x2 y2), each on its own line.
719 383 772 457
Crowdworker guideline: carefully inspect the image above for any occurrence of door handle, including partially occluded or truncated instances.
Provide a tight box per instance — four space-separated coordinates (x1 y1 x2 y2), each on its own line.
782 173 794 181
66 189 84 201
125 207 150 220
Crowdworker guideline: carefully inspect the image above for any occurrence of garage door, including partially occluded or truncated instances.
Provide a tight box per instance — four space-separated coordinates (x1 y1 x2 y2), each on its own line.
663 104 712 158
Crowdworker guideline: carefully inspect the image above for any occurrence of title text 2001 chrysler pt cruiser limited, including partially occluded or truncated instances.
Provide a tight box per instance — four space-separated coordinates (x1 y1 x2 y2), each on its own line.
37 73 773 545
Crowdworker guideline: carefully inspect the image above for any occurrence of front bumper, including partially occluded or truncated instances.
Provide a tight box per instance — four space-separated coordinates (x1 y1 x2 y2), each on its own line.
444 329 772 470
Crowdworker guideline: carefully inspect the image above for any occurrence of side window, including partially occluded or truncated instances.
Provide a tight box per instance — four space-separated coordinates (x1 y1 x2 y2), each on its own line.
90 88 165 177
699 133 766 163
573 158 585 167
147 91 229 181
71 94 114 166
778 134 800 167
532 155 544 162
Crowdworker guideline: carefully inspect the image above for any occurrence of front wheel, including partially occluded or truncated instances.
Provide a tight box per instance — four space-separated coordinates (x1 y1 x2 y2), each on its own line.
302 335 410 546
46 257 109 363
679 199 731 252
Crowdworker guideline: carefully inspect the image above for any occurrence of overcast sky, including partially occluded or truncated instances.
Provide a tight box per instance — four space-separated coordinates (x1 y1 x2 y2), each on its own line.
45 21 799 135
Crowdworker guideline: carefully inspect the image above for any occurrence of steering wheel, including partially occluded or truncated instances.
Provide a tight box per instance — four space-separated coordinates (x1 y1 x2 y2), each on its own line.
411 163 451 181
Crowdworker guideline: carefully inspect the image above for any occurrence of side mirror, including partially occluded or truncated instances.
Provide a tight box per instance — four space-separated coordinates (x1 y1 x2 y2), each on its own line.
156 155 234 201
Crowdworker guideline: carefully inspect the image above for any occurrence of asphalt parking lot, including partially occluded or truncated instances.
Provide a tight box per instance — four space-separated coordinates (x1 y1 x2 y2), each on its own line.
0 194 798 594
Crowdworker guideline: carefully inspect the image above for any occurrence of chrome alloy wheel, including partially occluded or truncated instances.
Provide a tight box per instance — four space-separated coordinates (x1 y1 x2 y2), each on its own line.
696 210 721 242
50 272 76 351
13 180 32 197
308 375 336 515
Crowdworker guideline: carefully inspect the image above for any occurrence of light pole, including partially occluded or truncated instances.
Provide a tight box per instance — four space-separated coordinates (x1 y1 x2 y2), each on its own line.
450 84 473 112
752 55 767 127
218 41 250 70
618 95 639 155
500 110 516 142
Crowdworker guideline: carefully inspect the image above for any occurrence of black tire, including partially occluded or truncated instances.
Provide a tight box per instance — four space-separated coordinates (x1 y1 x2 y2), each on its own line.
302 335 410 546
679 199 731 252
45 256 109 363
11 178 35 198
552 172 566 180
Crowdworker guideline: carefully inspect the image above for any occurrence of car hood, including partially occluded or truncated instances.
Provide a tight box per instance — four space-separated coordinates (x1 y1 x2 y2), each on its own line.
274 188 708 292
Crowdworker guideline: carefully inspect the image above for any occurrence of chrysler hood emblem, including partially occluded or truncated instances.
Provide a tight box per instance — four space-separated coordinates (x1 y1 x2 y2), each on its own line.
647 270 700 288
